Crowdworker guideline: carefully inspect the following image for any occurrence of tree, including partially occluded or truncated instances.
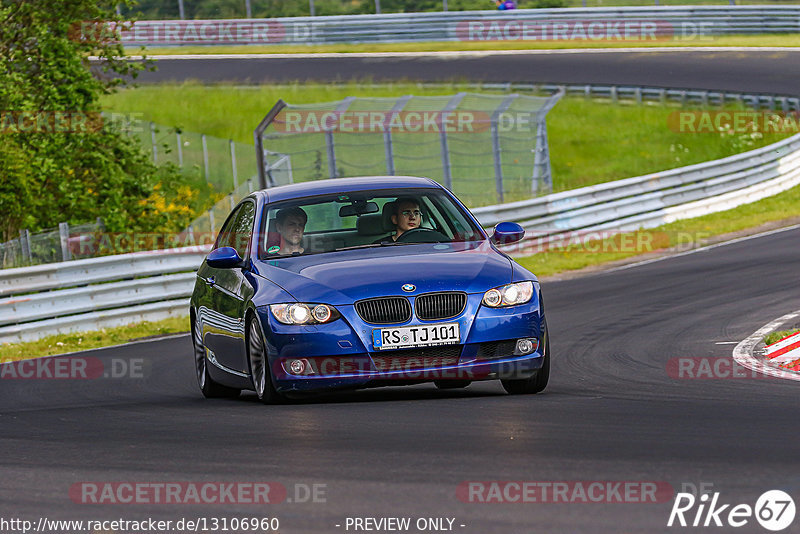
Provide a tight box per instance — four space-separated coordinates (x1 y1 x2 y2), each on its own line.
0 0 197 243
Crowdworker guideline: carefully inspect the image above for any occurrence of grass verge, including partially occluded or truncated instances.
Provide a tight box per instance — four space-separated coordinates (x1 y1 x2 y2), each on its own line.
764 329 800 347
0 316 189 363
101 82 789 201
136 34 800 56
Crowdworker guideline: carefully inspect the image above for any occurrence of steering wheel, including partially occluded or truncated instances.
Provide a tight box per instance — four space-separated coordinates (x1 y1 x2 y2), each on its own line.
395 227 447 243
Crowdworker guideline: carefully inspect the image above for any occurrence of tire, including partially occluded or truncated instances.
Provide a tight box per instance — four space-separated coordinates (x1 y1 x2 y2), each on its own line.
501 320 550 395
434 380 472 389
192 314 240 399
247 316 285 404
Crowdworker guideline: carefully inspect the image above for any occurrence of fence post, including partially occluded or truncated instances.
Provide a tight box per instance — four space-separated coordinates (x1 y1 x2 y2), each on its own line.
531 88 564 194
59 222 72 262
491 94 519 204
230 139 238 191
208 209 215 233
176 130 183 167
20 229 32 264
202 134 210 183
245 0 252 17
384 95 412 176
150 122 158 164
440 92 466 191
325 97 355 179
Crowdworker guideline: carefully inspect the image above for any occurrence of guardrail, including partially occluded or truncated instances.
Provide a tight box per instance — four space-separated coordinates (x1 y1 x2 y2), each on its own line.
122 7 800 47
0 247 208 344
473 131 800 249
4 80 800 344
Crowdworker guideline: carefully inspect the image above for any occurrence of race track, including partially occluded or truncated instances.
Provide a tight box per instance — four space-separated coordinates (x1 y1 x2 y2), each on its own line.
136 49 800 94
2 225 799 533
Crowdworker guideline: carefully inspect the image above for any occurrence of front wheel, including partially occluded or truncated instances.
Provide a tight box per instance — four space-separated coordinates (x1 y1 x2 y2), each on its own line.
247 316 285 404
501 322 550 395
192 314 240 399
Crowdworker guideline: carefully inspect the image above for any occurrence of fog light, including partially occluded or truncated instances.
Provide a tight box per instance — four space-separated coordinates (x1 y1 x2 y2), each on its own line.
288 359 306 375
514 338 538 355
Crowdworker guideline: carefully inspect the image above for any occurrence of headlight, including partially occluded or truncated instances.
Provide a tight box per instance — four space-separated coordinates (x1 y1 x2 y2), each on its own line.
269 303 340 325
482 281 534 308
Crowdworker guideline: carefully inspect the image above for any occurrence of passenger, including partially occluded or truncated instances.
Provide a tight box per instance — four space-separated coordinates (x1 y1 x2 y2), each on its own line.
271 206 307 254
377 197 423 243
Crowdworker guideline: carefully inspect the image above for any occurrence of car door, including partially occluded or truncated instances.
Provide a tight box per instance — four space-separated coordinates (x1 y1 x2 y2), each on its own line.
200 201 256 373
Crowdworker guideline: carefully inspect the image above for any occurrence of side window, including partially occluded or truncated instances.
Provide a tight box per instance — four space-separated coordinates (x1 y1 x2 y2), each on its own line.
230 202 255 258
214 206 243 251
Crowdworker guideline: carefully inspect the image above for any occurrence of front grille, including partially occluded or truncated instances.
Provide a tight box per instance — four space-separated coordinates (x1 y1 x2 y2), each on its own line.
355 297 412 324
415 292 467 321
476 340 518 360
371 345 462 372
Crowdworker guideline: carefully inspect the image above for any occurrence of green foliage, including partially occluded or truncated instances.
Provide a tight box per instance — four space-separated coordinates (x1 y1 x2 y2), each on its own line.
0 0 214 243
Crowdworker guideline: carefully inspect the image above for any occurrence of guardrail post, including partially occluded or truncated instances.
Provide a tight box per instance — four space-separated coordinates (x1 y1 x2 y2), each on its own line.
440 92 466 191
384 95 412 176
150 122 157 164
20 229 32 264
491 94 519 204
59 222 71 262
610 86 618 104
202 134 210 183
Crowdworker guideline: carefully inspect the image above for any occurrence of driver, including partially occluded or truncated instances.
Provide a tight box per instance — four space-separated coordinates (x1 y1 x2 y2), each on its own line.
270 206 307 254
377 197 422 243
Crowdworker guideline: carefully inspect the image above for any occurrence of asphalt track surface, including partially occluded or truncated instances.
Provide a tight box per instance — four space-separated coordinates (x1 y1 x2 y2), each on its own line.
2 226 800 533
4 49 800 533
135 49 800 94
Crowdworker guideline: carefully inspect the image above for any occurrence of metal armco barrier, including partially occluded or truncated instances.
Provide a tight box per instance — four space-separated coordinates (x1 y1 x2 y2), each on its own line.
473 131 800 252
119 7 800 47
0 247 209 344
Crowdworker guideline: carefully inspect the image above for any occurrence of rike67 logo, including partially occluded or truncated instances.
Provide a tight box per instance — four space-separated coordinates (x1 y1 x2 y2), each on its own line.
668 490 796 531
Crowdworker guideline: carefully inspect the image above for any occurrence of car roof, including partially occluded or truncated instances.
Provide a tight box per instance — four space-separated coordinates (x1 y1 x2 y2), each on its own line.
253 176 440 203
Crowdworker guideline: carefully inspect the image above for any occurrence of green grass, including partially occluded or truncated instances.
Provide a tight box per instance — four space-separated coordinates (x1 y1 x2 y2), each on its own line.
517 181 800 277
765 329 800 347
136 34 800 56
101 82 789 206
0 317 189 362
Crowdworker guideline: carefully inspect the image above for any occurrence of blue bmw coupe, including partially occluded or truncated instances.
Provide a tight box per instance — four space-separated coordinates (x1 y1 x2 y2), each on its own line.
190 176 548 402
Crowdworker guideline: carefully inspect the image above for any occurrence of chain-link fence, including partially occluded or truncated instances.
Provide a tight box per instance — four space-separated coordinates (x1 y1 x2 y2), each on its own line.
0 221 105 270
255 90 563 207
130 121 260 195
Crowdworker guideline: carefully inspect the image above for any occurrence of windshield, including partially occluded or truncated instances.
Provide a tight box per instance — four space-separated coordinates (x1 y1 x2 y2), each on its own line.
257 188 484 259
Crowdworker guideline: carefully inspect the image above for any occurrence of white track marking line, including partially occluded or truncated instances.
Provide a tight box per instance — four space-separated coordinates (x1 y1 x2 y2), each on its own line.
96 47 800 61
733 310 800 382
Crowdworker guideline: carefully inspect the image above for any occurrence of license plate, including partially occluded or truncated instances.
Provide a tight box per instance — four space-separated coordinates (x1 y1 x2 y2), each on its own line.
372 323 460 351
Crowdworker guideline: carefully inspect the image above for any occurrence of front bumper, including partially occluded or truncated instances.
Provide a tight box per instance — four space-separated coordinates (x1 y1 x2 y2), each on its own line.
258 292 544 393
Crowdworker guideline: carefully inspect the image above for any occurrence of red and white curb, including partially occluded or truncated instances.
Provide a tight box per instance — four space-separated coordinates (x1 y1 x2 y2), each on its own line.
764 331 800 370
733 310 800 382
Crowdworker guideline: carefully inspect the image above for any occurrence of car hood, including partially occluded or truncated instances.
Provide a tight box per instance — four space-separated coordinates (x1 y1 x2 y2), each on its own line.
252 241 513 305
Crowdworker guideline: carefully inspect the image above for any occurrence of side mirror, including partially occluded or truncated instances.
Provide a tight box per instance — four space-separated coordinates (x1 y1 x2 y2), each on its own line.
207 246 243 268
491 222 525 245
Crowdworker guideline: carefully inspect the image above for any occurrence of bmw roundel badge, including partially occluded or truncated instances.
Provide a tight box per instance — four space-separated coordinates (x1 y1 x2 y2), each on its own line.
402 284 416 292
